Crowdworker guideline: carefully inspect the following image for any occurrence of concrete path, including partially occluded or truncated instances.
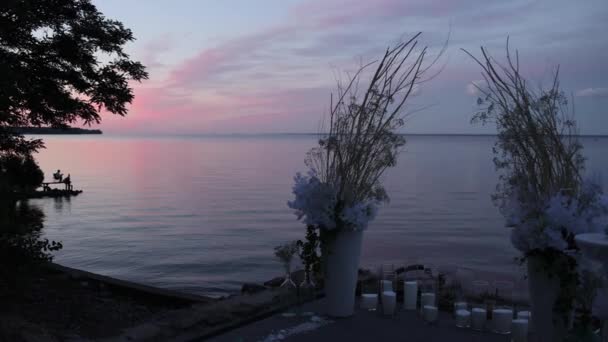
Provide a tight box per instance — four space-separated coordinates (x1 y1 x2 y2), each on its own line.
208 299 513 342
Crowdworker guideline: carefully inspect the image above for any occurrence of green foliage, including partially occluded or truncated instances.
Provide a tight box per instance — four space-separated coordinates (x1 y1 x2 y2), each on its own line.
528 249 579 326
0 201 62 287
0 0 144 280
274 241 299 267
1 0 148 156
297 225 321 278
0 154 44 192
576 267 604 329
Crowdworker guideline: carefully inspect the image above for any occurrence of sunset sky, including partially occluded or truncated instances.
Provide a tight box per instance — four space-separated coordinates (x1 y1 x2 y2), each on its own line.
94 0 608 135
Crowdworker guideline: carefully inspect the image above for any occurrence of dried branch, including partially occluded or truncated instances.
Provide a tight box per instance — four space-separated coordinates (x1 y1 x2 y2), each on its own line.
462 40 584 210
306 33 442 217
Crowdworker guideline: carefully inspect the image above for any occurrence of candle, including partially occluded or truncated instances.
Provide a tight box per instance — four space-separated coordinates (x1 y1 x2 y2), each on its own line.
455 309 470 328
423 305 438 322
403 281 417 310
517 311 532 332
492 308 513 334
454 301 467 313
382 291 396 315
361 293 377 310
420 292 435 307
381 280 393 292
512 319 529 342
471 308 486 331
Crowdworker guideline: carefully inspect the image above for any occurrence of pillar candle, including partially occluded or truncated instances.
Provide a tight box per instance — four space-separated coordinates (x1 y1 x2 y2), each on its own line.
421 292 435 307
403 281 417 310
492 308 513 334
455 309 470 328
517 311 532 332
512 319 529 342
454 301 467 313
381 280 393 292
361 293 377 310
382 291 396 315
423 305 438 322
471 308 486 331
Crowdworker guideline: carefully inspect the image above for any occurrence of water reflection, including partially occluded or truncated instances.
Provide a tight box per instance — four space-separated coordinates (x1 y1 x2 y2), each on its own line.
27 135 608 296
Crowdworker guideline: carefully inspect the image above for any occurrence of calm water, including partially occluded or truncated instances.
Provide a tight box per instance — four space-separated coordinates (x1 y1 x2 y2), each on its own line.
29 134 608 297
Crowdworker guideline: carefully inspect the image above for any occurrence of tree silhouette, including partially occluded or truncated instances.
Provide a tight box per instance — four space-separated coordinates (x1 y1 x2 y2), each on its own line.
0 0 148 160
0 0 147 271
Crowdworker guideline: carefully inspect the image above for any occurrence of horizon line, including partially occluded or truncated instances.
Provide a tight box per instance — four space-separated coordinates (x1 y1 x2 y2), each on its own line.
98 132 608 138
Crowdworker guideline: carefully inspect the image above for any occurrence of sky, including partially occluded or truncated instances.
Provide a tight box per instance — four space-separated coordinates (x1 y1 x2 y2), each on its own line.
93 0 608 135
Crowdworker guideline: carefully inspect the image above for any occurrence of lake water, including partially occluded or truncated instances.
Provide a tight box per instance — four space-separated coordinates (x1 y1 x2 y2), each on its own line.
29 134 608 297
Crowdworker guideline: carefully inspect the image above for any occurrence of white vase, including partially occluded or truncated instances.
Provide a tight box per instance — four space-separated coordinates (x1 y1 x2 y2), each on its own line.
576 233 608 274
323 229 364 317
527 256 569 342
576 234 608 324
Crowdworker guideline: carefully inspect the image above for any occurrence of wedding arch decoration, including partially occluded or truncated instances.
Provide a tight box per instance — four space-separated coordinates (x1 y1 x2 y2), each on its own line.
288 32 442 317
464 41 608 341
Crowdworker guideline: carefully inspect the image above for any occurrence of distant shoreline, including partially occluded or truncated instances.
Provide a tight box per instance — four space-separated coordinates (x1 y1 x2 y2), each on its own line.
104 132 608 138
9 127 102 135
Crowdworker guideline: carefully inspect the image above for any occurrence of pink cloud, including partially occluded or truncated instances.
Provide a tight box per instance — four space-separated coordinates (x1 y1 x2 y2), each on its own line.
96 0 606 135
576 88 608 98
168 25 297 86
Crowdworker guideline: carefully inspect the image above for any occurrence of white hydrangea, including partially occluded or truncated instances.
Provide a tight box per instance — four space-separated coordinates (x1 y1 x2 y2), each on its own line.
508 180 608 254
339 201 379 231
287 171 338 230
287 171 380 231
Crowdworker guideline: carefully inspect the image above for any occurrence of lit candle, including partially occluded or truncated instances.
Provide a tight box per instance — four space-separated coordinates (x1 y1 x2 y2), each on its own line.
454 301 467 313
455 309 470 328
492 308 513 334
512 318 529 342
471 308 486 331
382 291 396 315
381 280 393 292
420 292 436 307
423 305 438 322
403 281 417 310
361 293 377 310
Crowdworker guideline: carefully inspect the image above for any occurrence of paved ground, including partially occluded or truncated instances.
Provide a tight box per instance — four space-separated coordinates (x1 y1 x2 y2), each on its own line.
208 299 514 342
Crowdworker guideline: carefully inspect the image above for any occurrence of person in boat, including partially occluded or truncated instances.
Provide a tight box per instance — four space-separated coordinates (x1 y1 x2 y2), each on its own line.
64 174 72 190
53 169 63 182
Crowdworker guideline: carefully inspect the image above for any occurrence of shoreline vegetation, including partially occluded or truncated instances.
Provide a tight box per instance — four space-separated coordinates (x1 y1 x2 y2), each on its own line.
8 127 102 135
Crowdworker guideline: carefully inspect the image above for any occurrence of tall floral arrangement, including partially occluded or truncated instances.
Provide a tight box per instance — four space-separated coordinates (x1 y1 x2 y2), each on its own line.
464 41 608 325
288 32 439 238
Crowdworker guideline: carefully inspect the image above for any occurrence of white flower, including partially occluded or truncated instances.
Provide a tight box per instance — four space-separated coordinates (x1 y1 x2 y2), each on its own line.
287 170 381 231
340 201 379 231
508 180 608 254
287 171 338 229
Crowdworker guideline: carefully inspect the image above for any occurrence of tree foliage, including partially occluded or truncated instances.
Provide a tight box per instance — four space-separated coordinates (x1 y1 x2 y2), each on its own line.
0 154 44 192
0 0 146 270
1 0 148 157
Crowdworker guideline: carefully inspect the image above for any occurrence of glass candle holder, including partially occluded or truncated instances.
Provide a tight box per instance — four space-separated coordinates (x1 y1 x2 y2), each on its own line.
471 280 489 331
493 280 514 308
360 280 378 311
280 262 296 289
492 280 514 334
